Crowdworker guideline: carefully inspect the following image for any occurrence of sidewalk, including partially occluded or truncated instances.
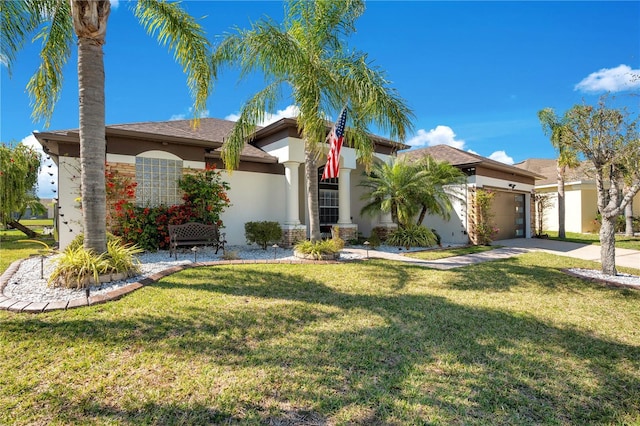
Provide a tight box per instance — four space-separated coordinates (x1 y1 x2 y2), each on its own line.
496 238 640 270
344 238 640 271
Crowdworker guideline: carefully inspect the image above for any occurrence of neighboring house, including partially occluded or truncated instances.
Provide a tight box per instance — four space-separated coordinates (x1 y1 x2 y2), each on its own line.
401 145 543 244
35 118 405 250
515 158 640 234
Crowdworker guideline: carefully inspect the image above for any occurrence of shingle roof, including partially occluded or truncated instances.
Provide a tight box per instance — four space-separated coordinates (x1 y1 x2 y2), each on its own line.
400 144 543 179
514 158 594 186
107 118 243 143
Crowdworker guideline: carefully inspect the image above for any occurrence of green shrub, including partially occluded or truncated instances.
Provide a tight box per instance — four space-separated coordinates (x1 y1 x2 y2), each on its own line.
367 229 381 248
386 225 437 249
294 239 343 260
245 221 283 250
49 236 142 289
67 232 122 251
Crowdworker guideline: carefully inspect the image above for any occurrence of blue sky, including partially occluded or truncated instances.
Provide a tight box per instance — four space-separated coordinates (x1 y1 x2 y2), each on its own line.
1 1 639 198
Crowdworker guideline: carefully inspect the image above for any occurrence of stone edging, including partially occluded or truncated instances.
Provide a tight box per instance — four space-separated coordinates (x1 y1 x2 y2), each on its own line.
0 258 340 314
561 268 640 291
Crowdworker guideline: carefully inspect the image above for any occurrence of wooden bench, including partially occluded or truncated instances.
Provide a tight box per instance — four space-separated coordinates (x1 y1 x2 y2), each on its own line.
168 222 226 259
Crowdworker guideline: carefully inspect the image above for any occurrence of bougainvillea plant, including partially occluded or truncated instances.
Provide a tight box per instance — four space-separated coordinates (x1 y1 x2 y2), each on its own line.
106 164 231 251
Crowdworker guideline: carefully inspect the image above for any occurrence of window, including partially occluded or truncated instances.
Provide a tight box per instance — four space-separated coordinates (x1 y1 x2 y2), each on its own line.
319 189 339 225
318 166 339 226
135 157 183 206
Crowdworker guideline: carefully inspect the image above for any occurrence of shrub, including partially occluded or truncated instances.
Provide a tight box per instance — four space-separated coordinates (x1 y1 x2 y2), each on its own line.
245 221 283 250
107 164 231 251
386 225 437 249
49 235 142 289
294 239 343 260
367 230 381 248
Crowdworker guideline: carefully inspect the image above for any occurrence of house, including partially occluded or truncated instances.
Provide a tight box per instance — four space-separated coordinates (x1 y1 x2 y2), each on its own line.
35 118 542 250
401 145 543 244
515 158 640 234
34 117 405 250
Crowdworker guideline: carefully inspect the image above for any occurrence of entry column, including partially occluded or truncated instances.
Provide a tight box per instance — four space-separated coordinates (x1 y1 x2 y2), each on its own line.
336 167 357 240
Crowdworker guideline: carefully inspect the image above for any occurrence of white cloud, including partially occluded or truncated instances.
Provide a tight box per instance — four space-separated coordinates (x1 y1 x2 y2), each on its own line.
225 105 300 126
488 150 514 165
407 125 465 149
170 108 210 121
20 133 58 199
110 0 120 10
574 64 640 93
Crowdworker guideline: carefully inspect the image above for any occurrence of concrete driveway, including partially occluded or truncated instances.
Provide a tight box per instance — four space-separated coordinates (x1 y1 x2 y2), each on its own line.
496 238 640 270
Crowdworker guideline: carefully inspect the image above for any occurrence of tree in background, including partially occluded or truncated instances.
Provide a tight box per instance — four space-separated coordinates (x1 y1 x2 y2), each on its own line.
547 97 639 275
214 0 413 241
538 108 580 239
533 192 554 237
0 143 44 238
2 0 214 253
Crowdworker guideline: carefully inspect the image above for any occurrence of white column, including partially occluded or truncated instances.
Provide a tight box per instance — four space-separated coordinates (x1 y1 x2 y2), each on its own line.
283 161 301 225
338 167 352 224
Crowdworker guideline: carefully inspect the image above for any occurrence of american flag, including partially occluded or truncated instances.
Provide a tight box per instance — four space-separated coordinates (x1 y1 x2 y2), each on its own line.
321 107 347 181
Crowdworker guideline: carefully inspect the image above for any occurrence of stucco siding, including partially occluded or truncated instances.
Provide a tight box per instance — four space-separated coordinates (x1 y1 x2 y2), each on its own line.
220 170 286 245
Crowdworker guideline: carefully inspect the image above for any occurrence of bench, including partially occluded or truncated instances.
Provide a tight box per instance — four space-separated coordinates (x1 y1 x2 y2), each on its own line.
168 222 226 259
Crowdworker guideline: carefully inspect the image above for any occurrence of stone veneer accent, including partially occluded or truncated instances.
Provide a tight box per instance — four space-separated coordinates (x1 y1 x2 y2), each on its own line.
372 224 398 241
281 225 307 248
332 225 358 242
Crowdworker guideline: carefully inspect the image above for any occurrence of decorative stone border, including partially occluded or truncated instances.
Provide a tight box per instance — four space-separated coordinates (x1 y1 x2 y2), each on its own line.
561 268 640 291
0 258 340 314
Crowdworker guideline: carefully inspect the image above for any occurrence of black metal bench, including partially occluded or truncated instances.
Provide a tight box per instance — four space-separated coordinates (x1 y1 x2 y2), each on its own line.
168 222 226 259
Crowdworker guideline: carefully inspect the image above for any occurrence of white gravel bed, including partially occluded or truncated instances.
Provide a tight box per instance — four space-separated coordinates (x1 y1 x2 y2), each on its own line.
3 245 637 304
567 268 640 288
2 245 364 303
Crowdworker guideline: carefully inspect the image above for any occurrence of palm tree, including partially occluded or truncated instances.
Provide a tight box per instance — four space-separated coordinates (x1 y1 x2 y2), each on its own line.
413 156 466 226
538 108 579 239
2 0 214 253
359 158 427 228
214 0 413 241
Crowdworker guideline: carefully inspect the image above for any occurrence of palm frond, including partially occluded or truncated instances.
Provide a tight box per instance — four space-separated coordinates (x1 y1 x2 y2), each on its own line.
25 1 73 127
221 81 283 169
134 0 214 125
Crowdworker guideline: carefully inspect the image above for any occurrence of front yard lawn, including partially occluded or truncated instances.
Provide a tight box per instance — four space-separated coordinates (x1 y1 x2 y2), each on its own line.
546 231 640 251
1 253 638 424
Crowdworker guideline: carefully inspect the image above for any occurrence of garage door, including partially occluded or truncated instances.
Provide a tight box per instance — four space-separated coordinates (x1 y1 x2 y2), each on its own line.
491 192 525 240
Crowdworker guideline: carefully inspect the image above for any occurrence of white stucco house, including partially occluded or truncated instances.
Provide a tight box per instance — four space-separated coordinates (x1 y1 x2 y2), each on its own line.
35 117 542 250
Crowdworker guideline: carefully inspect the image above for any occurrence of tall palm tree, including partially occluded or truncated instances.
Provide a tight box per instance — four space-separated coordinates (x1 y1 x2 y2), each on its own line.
2 0 214 253
359 158 427 228
538 108 579 239
214 0 413 241
413 156 466 226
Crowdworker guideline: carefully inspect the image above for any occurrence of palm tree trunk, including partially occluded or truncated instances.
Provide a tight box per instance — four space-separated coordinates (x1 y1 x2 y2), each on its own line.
416 205 427 226
305 148 321 242
71 0 110 253
77 37 107 253
7 219 37 238
557 165 566 239
625 191 634 237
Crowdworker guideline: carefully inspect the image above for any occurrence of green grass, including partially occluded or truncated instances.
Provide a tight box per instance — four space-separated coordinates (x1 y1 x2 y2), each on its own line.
545 230 640 251
1 252 639 424
0 230 56 272
404 245 496 260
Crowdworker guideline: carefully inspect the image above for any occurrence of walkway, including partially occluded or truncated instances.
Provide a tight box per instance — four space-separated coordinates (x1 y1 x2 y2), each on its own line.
346 238 639 270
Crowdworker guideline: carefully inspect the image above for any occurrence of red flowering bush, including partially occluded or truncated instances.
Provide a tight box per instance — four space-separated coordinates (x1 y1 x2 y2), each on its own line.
106 164 231 251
